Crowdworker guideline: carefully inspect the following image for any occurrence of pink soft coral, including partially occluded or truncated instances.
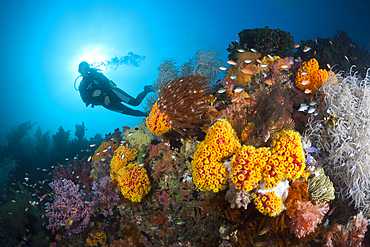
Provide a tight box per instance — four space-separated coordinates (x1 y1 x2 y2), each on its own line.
289 200 329 238
323 211 368 247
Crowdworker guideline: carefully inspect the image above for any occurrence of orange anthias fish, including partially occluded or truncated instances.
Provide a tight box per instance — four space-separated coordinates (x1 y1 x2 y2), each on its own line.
241 67 254 75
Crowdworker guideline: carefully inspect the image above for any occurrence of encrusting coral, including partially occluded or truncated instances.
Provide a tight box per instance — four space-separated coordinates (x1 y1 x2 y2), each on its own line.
147 75 213 136
116 163 151 202
192 119 241 192
295 58 336 95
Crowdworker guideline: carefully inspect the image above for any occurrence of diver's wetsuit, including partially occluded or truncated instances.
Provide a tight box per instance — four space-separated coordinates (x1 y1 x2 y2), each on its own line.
79 68 151 116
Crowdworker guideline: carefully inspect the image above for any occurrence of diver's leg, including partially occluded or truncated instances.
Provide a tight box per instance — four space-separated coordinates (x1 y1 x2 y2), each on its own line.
104 102 148 117
112 87 153 107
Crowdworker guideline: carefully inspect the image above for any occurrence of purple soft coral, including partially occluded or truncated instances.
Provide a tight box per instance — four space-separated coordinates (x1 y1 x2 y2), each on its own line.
92 176 120 217
45 179 94 234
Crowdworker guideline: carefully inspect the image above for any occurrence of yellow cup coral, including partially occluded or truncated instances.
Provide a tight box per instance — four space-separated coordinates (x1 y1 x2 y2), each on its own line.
92 140 119 163
230 146 271 192
86 227 106 246
192 159 229 193
268 130 306 183
110 146 138 183
116 163 151 202
295 58 335 94
146 102 172 136
253 191 283 217
192 119 241 193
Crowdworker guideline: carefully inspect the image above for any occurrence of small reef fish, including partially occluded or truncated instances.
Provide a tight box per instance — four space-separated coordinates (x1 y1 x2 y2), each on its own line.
219 66 227 71
298 103 308 112
309 101 316 106
308 107 316 114
256 59 262 64
264 79 273 86
301 71 308 75
127 132 134 136
158 149 167 154
227 60 237 65
267 54 275 60
90 144 96 148
241 68 254 75
234 87 244 93
294 44 300 49
121 153 125 159
303 46 311 52
301 79 309 85
280 64 289 69
138 163 145 167
238 49 246 52
327 63 331 69
258 227 274 236
250 48 258 52
217 88 227 94
261 63 268 68
344 55 350 63
305 88 312 94
229 74 237 79
175 219 186 225
244 59 253 64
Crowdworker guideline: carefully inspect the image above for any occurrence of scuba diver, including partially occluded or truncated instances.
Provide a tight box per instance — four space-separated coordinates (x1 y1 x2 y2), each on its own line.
76 61 154 117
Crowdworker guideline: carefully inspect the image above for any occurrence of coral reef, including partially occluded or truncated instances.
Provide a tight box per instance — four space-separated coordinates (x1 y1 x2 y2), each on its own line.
295 58 336 95
147 75 214 135
227 26 295 61
295 30 370 77
289 200 329 238
307 167 335 205
7 33 370 247
305 69 370 217
253 191 283 217
45 179 94 234
116 163 151 202
229 145 270 191
192 119 241 192
323 211 368 247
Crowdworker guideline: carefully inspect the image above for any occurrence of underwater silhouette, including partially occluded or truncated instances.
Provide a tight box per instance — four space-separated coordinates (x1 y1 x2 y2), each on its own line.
77 61 153 117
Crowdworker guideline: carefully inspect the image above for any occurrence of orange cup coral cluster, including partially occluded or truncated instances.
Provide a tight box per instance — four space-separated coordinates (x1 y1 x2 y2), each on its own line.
116 163 151 202
253 191 283 217
295 58 335 94
192 119 241 193
146 102 172 136
230 146 271 192
110 145 138 184
92 140 119 163
263 130 306 189
230 130 306 192
86 227 106 246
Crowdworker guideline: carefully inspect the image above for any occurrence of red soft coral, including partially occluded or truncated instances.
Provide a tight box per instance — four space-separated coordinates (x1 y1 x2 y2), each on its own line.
289 200 329 238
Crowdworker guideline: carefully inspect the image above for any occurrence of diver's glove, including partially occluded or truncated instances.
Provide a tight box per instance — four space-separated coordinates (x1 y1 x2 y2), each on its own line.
92 90 102 97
